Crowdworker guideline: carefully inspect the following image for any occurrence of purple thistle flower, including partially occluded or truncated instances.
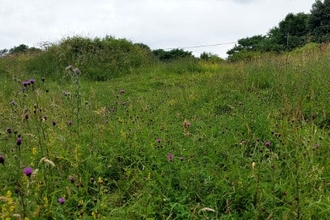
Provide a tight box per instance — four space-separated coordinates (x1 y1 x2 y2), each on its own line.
264 141 270 147
157 138 161 143
167 153 173 162
120 89 125 94
58 197 65 204
17 137 22 146
22 81 29 87
68 120 72 126
0 155 4 165
179 156 184 161
23 167 33 177
29 79 35 84
10 100 16 106
6 127 12 134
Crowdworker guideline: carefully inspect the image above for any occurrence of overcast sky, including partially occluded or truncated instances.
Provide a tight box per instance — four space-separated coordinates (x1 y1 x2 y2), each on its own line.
0 0 315 58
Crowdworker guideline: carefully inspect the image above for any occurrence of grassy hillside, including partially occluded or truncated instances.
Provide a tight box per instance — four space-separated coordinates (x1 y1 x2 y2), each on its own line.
1 40 330 219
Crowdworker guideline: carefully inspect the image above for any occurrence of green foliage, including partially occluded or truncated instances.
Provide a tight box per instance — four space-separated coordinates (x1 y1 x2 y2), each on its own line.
309 0 330 42
152 48 194 61
25 36 153 81
226 0 330 61
2 43 330 219
200 52 224 62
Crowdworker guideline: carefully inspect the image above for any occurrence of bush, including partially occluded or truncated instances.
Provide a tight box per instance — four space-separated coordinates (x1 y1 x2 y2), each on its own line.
26 36 153 81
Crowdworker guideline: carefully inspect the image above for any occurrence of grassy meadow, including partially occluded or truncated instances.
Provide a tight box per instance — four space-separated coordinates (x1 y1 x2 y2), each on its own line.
1 39 330 219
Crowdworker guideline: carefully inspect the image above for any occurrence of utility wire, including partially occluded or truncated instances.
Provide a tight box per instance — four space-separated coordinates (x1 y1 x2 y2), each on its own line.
164 41 237 50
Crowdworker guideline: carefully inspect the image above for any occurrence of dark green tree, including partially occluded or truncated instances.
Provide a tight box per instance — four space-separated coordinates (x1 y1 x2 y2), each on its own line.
226 35 266 57
276 12 310 50
309 0 330 42
152 48 194 61
9 44 29 54
200 52 223 62
0 49 8 56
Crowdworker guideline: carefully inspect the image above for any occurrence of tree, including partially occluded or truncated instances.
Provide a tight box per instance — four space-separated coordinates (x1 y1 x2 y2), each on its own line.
9 44 29 54
200 52 223 62
265 13 310 51
277 13 310 49
152 48 194 61
226 35 266 57
309 0 330 42
0 49 8 57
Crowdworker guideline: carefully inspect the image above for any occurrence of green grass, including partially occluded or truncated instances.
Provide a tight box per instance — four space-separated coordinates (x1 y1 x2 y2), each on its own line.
1 44 330 219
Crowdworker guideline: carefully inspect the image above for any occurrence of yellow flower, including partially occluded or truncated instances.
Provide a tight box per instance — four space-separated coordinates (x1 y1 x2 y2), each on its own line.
32 147 37 155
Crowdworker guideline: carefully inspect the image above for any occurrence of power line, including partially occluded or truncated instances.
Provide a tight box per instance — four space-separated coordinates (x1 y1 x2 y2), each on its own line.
164 41 237 50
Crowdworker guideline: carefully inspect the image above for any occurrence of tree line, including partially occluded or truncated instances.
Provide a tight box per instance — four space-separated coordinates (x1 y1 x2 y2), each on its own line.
2 1 329 62
227 0 330 61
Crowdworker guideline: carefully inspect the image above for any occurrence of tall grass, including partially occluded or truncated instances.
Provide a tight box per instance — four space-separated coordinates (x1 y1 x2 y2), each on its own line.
1 40 330 219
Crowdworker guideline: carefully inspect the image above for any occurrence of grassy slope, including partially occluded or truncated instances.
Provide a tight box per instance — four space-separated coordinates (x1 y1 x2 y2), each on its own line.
1 46 330 219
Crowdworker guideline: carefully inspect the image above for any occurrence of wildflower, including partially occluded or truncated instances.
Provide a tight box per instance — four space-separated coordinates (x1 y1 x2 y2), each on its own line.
68 120 72 126
17 137 22 146
23 167 33 177
0 155 4 165
10 100 16 105
156 138 161 143
6 127 12 134
179 156 184 161
52 120 56 126
264 141 270 147
25 114 29 120
42 116 47 121
58 197 65 204
68 176 75 183
29 79 35 84
74 68 81 75
22 81 29 87
120 89 125 94
167 153 173 162
184 121 191 128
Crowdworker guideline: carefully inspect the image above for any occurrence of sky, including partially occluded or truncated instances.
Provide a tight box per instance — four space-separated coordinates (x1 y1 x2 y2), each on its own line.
0 0 315 58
